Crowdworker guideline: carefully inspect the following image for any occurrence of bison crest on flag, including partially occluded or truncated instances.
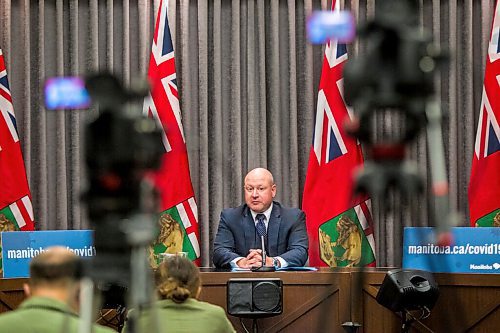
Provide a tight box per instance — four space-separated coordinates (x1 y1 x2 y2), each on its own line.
318 203 376 267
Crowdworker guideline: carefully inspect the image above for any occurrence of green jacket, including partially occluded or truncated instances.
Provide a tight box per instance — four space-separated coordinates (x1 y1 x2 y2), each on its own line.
124 298 235 333
0 296 115 333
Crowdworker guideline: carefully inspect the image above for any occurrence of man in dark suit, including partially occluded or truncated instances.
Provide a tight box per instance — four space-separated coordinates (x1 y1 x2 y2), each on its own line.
213 168 308 268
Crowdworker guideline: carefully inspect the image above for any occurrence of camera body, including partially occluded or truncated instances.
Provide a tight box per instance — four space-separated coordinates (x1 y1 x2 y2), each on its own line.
343 0 444 144
341 0 447 201
85 105 163 220
81 73 164 285
82 73 163 220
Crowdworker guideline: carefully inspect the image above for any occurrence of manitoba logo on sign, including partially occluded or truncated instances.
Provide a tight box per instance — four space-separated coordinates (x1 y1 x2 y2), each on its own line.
470 263 500 270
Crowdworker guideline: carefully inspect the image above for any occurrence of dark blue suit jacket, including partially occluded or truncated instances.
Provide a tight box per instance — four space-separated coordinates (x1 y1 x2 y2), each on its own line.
212 201 309 268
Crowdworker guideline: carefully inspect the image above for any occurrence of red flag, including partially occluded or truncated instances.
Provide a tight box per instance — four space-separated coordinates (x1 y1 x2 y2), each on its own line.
302 1 375 267
0 48 35 231
144 0 201 265
468 1 500 227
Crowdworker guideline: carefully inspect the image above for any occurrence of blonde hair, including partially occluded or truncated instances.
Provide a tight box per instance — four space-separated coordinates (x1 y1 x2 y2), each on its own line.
155 256 200 303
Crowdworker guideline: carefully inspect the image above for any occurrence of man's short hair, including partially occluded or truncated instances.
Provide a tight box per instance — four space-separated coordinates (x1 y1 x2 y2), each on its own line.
29 247 82 287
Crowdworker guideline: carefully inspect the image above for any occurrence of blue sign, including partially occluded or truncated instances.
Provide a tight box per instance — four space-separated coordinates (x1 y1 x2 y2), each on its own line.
403 227 500 274
1 230 94 278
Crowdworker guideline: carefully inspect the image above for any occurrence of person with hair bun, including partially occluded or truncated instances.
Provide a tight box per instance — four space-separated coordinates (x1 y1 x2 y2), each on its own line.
125 256 235 333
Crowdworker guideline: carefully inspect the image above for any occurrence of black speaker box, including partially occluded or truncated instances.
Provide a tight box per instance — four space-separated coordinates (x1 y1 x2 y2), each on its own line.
376 269 439 312
227 278 283 318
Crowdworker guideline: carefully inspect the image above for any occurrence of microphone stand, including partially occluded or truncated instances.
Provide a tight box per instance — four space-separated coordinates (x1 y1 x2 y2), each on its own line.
251 235 275 272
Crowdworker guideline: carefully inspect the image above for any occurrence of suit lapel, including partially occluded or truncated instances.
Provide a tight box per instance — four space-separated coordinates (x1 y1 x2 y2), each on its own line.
267 203 281 256
242 206 255 252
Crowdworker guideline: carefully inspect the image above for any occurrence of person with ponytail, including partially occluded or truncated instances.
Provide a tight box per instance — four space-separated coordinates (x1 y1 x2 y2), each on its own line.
125 256 235 333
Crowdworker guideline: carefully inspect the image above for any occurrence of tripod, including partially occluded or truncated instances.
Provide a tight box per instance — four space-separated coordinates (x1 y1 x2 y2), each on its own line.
78 72 165 333
401 307 434 333
79 213 161 333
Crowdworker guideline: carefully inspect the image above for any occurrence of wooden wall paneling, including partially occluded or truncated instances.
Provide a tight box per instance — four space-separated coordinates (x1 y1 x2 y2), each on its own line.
0 278 26 313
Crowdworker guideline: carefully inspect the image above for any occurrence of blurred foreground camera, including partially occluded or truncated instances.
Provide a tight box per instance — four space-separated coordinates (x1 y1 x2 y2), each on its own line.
342 0 454 237
84 73 164 220
82 73 163 286
344 0 446 145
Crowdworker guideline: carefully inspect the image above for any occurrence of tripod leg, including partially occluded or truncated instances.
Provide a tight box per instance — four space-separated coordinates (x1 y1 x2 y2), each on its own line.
401 312 410 333
79 277 95 333
425 100 458 235
127 241 160 333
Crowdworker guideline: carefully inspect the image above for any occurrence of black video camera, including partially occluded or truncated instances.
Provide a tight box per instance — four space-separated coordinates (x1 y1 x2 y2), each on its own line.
341 0 447 199
84 73 164 220
343 0 445 144
82 73 164 285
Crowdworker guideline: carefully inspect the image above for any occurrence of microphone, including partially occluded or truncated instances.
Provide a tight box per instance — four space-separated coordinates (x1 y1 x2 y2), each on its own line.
260 235 266 265
252 215 275 272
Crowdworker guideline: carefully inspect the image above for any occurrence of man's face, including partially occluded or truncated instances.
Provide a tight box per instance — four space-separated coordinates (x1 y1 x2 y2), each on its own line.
244 172 276 213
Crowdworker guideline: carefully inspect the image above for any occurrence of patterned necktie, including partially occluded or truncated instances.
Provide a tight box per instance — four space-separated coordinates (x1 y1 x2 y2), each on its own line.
255 213 267 237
